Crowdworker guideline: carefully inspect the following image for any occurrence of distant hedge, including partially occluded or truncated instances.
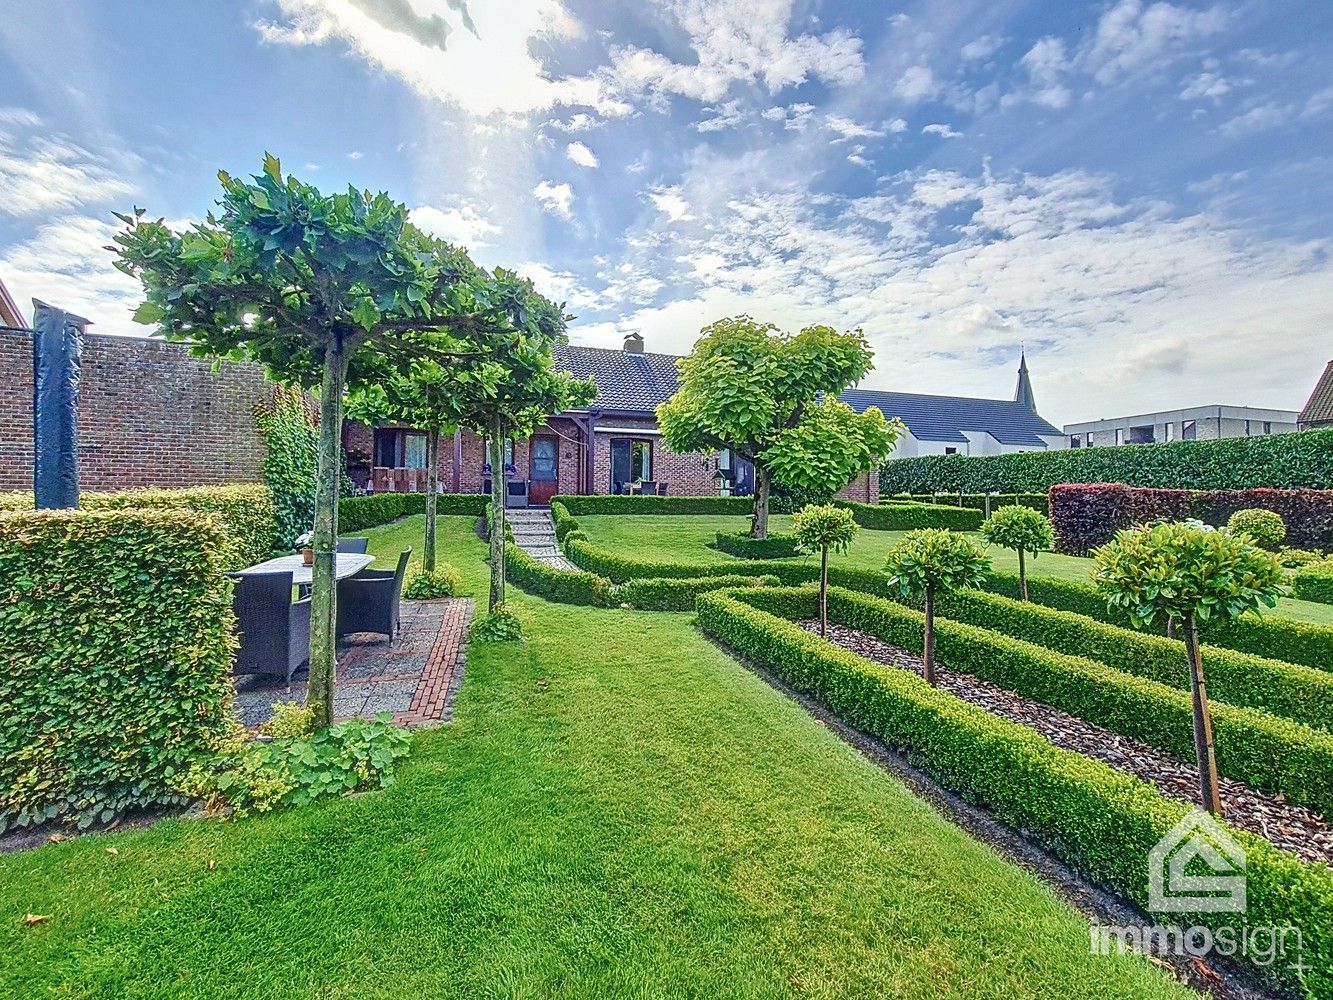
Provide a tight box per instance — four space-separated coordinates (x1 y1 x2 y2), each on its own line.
0 509 236 832
0 485 275 570
880 429 1333 493
552 495 754 516
339 492 488 533
884 492 1049 516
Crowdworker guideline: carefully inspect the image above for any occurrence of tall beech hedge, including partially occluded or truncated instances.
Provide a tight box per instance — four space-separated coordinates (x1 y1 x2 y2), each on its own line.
0 485 275 570
1049 483 1333 553
886 492 1049 515
696 585 1332 998
880 428 1333 493
0 509 237 831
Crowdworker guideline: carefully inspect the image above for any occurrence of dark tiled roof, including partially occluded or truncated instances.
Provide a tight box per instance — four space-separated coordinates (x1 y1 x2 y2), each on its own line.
554 344 680 412
838 388 1063 446
1299 360 1333 428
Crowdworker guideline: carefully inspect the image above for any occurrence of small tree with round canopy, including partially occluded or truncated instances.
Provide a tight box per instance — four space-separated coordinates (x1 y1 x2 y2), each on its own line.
111 155 560 727
657 316 891 539
882 529 991 685
791 503 858 637
980 505 1054 601
1094 520 1285 815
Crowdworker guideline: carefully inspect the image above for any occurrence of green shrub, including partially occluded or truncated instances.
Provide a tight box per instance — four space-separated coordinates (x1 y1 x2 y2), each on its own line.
931 588 1333 731
550 500 580 541
841 499 983 531
1279 545 1325 568
1292 562 1333 605
0 485 281 570
552 494 754 516
695 586 1333 999
261 701 317 739
714 530 801 559
880 427 1333 493
817 585 1333 815
615 574 780 611
175 713 411 819
470 608 525 642
0 509 236 832
254 385 320 548
1227 507 1286 549
339 492 488 533
404 565 464 600
505 541 612 606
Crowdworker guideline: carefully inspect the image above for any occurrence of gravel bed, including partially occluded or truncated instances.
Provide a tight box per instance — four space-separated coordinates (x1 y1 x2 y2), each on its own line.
800 620 1333 865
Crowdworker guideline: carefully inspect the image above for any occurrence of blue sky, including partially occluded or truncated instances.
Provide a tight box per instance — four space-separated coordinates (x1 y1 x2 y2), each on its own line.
1 0 1330 426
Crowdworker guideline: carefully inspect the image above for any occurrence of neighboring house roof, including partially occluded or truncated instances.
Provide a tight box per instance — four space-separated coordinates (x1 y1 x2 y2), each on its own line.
0 275 22 329
554 344 681 413
1299 360 1333 428
838 388 1063 446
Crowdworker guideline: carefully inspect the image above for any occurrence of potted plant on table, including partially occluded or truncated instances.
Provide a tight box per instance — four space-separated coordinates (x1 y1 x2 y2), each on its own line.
294 530 315 567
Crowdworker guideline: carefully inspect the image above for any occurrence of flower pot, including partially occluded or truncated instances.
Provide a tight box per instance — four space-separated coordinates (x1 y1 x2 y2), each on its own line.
302 547 314 566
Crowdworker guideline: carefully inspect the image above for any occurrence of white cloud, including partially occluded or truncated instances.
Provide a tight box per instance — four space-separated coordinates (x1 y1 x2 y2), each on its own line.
1083 0 1227 84
922 123 962 139
1218 103 1294 137
1018 37 1072 108
1179 71 1231 103
599 0 865 105
823 115 885 141
648 186 694 223
346 150 364 160
1304 86 1333 120
893 65 938 103
695 99 747 132
409 203 501 247
566 141 599 168
761 102 816 131
548 112 600 132
960 35 1004 62
0 129 133 217
846 145 873 170
533 179 574 218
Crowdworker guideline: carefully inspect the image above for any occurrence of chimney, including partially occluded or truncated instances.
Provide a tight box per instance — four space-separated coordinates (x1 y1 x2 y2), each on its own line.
623 332 644 354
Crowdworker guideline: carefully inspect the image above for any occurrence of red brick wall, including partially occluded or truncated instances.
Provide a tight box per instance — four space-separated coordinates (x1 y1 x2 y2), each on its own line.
0 329 272 491
837 468 879 504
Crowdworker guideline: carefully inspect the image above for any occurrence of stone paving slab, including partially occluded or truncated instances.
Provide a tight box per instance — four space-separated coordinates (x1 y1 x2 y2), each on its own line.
233 597 474 729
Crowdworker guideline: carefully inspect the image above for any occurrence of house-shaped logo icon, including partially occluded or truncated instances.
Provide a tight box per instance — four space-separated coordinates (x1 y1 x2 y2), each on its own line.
1148 809 1246 913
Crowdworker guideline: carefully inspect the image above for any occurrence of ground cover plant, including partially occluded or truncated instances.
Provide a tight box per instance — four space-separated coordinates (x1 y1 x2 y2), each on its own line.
0 512 1196 1000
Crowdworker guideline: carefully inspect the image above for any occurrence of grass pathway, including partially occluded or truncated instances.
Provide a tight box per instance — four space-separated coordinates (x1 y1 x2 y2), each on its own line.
0 515 1194 998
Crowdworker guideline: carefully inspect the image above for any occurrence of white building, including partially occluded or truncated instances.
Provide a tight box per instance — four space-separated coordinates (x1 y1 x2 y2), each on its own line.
1063 404 1299 448
843 354 1067 458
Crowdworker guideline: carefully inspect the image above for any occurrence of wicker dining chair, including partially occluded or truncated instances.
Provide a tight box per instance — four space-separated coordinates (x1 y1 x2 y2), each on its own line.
335 548 411 642
228 571 311 686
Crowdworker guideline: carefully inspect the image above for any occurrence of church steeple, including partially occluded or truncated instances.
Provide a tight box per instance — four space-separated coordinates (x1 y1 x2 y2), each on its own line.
1014 351 1036 412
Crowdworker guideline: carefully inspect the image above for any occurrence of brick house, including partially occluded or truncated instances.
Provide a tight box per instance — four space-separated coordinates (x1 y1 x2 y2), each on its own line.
344 332 880 505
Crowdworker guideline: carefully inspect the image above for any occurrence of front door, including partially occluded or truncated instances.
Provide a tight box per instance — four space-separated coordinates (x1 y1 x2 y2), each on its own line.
529 435 559 505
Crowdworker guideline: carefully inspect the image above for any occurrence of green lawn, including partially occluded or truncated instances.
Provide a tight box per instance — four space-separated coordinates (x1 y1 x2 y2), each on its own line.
576 513 1333 626
0 512 1192 998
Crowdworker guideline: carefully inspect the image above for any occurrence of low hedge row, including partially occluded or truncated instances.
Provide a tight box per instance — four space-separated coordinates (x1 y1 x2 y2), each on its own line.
550 500 580 541
816 587 1333 817
0 509 237 832
551 495 753 516
841 499 983 531
714 531 801 559
616 574 780 611
696 586 1332 998
980 569 1333 674
932 588 1333 731
1292 563 1333 605
884 492 1049 515
339 492 489 533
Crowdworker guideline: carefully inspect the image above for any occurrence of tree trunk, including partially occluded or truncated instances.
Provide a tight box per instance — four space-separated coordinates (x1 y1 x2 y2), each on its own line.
308 337 345 729
923 584 937 686
1183 614 1223 816
488 419 506 612
752 464 771 539
819 545 829 638
424 426 438 574
1166 617 1177 640
1018 547 1028 601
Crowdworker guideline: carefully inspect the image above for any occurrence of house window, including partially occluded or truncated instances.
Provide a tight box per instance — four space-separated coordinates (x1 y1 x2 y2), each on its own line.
944 447 958 455
1114 428 1125 446
374 428 428 469
484 439 515 468
1182 419 1197 440
1085 433 1094 447
610 438 653 493
1069 435 1081 448
718 448 755 496
1264 421 1272 435
1245 420 1252 437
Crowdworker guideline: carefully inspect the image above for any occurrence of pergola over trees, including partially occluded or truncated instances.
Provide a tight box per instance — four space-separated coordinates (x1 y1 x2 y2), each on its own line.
657 316 893 539
110 154 565 727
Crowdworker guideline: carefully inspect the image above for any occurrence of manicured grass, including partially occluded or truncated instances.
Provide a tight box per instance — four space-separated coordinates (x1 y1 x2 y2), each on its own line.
576 513 1333 625
0 513 1192 998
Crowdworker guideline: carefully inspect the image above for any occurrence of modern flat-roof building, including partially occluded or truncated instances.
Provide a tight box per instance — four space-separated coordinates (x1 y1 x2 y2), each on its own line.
1063 404 1299 448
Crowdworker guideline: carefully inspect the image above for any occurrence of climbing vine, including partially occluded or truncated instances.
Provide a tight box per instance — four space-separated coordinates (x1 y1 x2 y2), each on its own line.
255 386 319 549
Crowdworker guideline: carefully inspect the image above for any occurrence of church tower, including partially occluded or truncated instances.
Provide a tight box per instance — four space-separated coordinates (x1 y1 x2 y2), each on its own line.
1014 351 1036 413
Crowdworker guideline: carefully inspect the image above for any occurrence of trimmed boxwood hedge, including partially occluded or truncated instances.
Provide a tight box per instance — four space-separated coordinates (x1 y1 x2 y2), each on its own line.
552 495 754 515
814 587 1333 817
550 500 580 541
1293 563 1333 605
932 587 1333 731
880 427 1333 493
714 531 801 559
339 492 489 532
616 574 780 611
0 509 237 832
841 499 983 531
886 492 1049 515
695 585 1332 999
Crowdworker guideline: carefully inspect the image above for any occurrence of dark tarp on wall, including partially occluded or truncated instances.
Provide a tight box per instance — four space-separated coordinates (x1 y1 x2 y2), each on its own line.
32 300 88 509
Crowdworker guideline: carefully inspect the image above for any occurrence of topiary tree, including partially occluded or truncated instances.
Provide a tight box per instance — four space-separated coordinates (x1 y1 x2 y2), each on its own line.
658 316 897 539
791 503 858 637
111 155 558 728
1094 521 1286 815
980 505 1054 601
883 529 991 685
1227 508 1285 550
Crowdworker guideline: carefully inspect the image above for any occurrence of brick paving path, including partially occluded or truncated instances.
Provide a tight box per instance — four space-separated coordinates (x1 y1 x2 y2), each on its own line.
233 597 473 729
